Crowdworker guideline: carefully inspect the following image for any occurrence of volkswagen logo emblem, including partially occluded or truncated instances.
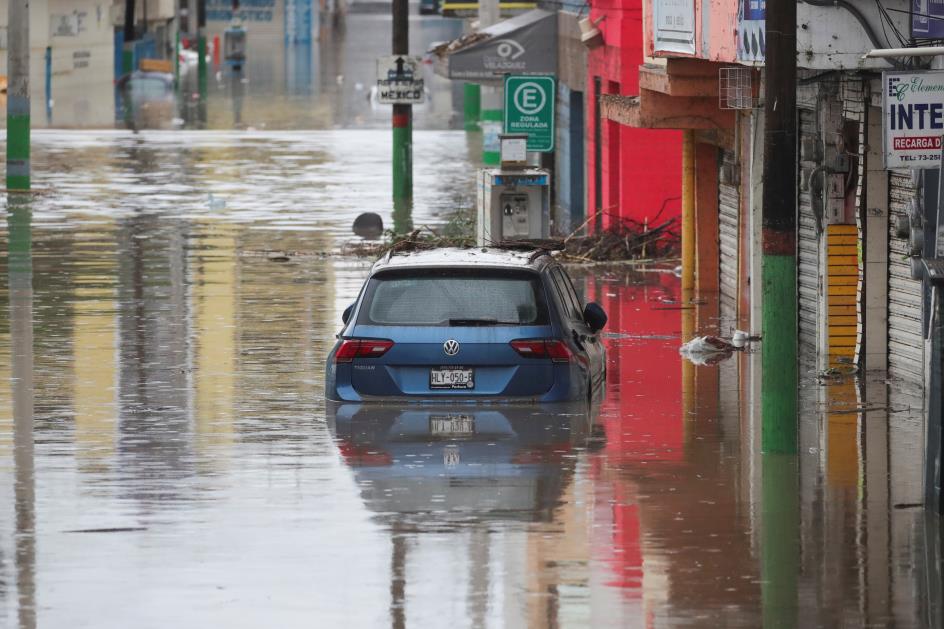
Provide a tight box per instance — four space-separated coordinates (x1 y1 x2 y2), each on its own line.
443 339 460 356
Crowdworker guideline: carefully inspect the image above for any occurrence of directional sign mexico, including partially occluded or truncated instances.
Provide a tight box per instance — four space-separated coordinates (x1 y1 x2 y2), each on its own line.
504 75 556 152
376 55 424 105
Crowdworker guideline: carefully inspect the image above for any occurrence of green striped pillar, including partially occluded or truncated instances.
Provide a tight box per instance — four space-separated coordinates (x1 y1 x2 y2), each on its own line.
463 83 481 132
761 251 798 453
7 96 30 191
761 0 798 454
392 105 413 234
7 0 30 190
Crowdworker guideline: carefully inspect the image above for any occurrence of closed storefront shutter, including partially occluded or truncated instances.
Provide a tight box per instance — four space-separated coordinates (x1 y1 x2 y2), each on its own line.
718 150 739 336
887 170 924 386
798 107 820 357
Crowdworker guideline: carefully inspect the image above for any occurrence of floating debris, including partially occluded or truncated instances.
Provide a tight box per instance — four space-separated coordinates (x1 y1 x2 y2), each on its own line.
679 336 736 366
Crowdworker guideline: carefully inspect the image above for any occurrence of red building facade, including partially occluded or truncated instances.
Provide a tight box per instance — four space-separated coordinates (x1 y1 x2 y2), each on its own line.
585 0 682 230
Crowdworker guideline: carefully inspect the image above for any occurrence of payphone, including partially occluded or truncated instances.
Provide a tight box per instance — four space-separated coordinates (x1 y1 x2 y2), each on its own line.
475 135 550 246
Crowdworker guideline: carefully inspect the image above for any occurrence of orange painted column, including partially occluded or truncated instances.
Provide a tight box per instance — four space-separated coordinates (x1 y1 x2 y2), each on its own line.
695 142 720 332
694 142 721 412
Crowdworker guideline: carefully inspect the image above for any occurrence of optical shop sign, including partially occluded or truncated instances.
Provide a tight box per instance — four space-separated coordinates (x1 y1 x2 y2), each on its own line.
884 71 944 168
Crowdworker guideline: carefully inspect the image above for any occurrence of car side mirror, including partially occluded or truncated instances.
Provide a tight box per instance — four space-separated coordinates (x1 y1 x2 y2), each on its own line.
583 302 607 333
341 303 355 325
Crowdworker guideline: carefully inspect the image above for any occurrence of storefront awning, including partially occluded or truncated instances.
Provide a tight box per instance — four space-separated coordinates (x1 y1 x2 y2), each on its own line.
431 9 557 82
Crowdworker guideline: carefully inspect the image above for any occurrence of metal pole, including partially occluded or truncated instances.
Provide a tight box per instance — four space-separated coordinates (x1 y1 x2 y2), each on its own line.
761 0 798 454
392 0 413 232
7 0 30 191
123 0 136 75
198 0 208 124
174 2 181 85
681 130 696 421
681 130 696 300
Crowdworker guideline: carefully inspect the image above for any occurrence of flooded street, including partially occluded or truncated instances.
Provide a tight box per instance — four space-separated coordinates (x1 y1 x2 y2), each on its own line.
0 10 942 629
0 128 941 626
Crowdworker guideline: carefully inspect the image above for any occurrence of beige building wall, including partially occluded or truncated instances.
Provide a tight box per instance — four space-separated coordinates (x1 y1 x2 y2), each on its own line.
0 0 118 127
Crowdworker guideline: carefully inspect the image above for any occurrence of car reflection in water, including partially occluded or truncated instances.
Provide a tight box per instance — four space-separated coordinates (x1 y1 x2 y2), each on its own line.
117 70 177 130
327 402 599 523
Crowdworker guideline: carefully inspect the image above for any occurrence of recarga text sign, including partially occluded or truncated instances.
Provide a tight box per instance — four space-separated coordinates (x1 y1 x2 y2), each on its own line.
884 71 944 169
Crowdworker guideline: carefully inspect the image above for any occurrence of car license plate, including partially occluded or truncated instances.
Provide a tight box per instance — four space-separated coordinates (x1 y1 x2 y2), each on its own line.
429 367 474 389
429 414 475 437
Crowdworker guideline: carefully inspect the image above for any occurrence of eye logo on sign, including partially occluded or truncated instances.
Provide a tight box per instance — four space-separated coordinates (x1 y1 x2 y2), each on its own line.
443 340 460 356
494 39 525 60
512 82 547 116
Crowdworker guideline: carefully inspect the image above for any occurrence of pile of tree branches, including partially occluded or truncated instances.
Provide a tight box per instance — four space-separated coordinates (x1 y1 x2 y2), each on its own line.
343 198 680 263
561 215 679 261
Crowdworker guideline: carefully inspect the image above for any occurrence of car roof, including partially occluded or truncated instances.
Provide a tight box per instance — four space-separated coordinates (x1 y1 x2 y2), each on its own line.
370 247 555 274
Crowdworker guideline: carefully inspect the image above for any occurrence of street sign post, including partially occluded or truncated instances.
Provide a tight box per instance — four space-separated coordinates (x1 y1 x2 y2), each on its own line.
376 55 424 104
503 75 555 153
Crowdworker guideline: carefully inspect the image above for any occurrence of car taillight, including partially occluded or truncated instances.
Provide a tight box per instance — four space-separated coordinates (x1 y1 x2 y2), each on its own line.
510 339 572 363
334 338 394 363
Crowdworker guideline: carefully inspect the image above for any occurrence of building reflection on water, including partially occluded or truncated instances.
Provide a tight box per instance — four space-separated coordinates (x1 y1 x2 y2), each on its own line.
0 149 941 626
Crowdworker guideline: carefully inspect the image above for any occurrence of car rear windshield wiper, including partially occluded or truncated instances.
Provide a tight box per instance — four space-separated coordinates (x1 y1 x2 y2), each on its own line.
448 318 518 326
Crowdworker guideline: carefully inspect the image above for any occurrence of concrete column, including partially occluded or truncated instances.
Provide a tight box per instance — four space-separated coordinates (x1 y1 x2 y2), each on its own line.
479 0 501 165
864 104 889 373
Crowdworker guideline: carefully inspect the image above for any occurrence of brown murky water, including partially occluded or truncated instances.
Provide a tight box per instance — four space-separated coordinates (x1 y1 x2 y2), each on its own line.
0 129 940 628
1 8 943 624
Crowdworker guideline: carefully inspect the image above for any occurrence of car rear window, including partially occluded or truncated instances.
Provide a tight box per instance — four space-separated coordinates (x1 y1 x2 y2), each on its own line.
359 268 549 326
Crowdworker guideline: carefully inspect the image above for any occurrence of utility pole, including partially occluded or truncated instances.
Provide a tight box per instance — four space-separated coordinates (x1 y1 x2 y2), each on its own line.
391 0 413 229
198 0 208 124
761 0 798 453
479 0 500 165
464 83 481 132
7 0 30 190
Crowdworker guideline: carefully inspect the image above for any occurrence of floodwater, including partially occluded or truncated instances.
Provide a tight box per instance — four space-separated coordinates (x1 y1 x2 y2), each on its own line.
1 11 942 629
0 129 940 627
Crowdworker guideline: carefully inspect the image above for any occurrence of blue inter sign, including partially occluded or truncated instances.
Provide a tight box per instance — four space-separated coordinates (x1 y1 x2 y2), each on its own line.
913 0 944 38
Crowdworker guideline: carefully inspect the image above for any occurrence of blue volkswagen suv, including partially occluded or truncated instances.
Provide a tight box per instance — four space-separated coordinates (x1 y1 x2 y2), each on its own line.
325 247 607 402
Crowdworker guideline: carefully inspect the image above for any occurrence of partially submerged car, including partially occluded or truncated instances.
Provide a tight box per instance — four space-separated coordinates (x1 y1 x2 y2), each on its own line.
117 68 176 130
325 247 607 402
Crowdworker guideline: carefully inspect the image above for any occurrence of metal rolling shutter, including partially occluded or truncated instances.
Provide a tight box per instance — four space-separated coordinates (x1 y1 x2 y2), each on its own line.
887 170 924 386
718 150 739 336
797 108 820 357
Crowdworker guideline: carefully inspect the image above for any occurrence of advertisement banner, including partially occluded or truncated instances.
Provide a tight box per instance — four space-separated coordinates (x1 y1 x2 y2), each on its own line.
738 0 765 62
654 0 695 55
884 71 944 169
913 0 944 39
